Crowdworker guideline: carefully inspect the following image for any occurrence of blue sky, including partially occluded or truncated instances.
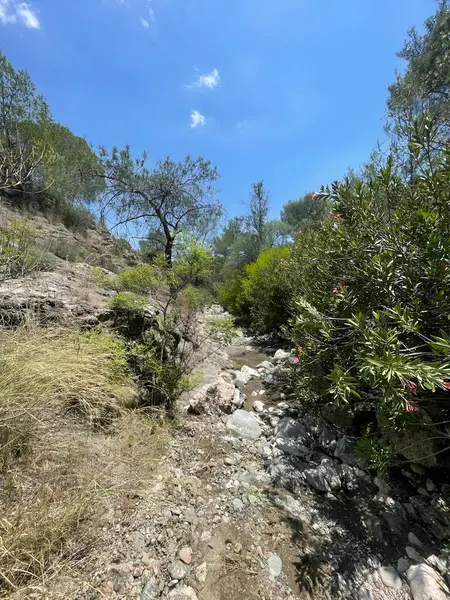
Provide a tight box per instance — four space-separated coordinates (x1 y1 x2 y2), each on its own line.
0 0 437 219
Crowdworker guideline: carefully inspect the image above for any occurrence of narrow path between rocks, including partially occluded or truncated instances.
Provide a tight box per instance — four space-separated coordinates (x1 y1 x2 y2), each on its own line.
84 327 450 600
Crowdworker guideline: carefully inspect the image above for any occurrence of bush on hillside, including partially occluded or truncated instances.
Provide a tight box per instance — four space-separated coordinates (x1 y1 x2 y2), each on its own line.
0 218 57 279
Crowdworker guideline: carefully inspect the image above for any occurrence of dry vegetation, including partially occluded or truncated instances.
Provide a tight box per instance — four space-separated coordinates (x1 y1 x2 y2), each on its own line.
0 323 171 598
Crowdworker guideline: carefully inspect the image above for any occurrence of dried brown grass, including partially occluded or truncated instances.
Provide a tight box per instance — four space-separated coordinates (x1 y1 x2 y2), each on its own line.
0 325 170 597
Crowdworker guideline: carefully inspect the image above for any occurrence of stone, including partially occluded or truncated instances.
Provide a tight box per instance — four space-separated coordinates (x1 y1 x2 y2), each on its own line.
276 438 309 457
226 410 262 441
241 365 260 379
304 459 341 492
133 532 146 552
273 349 290 362
426 479 437 493
411 463 426 475
406 546 422 562
195 562 207 583
275 417 308 442
166 586 198 600
382 509 407 536
324 402 353 429
257 361 275 371
378 566 402 589
189 381 236 415
374 476 391 499
267 555 282 578
408 532 423 548
252 400 265 412
168 560 189 580
232 388 245 409
178 547 193 565
334 436 359 466
426 554 447 575
397 558 411 574
406 563 450 600
140 579 159 600
233 498 244 511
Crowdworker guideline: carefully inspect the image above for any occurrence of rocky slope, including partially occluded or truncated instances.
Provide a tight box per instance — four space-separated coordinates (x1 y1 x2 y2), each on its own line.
53 330 450 600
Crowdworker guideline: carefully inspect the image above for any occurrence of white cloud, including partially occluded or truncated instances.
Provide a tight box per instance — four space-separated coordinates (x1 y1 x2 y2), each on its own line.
148 7 155 22
197 67 220 89
140 16 149 28
0 0 39 28
190 110 206 129
16 2 39 28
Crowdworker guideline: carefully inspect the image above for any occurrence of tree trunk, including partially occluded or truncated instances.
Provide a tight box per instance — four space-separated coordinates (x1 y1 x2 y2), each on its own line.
164 237 173 268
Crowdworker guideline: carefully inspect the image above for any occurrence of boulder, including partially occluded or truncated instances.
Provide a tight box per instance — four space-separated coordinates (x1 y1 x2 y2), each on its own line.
226 410 262 441
189 380 236 415
275 417 308 442
406 563 450 600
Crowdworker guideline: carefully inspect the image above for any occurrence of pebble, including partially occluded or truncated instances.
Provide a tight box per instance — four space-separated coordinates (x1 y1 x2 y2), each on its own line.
166 586 198 600
253 400 265 412
140 579 159 600
267 554 283 578
168 560 189 580
195 562 207 583
233 498 244 511
179 547 193 565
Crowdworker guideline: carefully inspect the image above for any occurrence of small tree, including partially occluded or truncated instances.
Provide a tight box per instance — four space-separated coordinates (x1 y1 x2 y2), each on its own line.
281 193 330 233
246 180 269 250
98 148 222 267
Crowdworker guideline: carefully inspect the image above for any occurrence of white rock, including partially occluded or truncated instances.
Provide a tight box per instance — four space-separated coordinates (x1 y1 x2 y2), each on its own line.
232 388 244 409
273 349 290 362
252 400 265 413
167 586 199 600
407 563 450 600
195 562 207 583
241 365 260 379
304 459 341 492
277 401 289 410
267 554 282 578
256 361 275 371
259 389 266 395
378 566 402 589
226 410 262 441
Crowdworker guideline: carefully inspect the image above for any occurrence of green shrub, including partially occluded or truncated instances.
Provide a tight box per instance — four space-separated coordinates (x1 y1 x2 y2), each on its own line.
285 120 450 465
108 291 146 313
177 284 213 312
47 236 88 262
241 246 291 334
116 264 157 293
0 219 54 278
112 237 133 256
50 203 96 233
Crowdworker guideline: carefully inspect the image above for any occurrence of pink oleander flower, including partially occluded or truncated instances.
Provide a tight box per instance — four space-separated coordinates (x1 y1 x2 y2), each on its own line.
404 381 417 396
292 356 300 364
443 382 450 390
405 401 420 413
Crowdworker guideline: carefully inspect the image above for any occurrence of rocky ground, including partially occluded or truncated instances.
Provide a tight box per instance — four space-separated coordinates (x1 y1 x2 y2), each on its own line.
61 324 450 600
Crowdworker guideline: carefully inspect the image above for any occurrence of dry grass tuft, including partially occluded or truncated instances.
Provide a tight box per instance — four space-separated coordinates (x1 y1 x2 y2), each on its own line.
0 325 170 597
